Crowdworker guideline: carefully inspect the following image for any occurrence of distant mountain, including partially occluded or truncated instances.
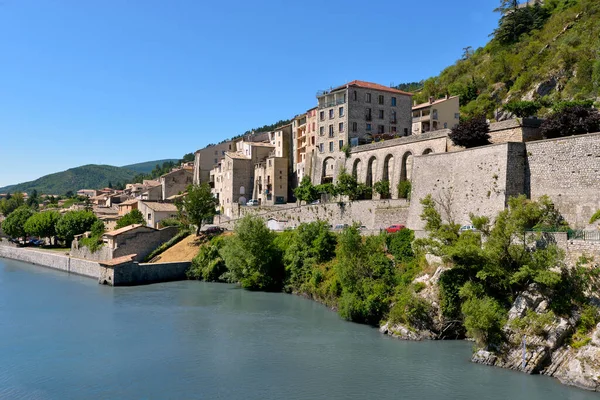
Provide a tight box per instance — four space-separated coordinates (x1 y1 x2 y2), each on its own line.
122 159 179 174
0 165 138 195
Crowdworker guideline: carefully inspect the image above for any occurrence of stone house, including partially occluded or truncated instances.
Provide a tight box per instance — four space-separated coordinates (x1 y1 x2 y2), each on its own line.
160 167 193 200
313 80 413 184
117 198 139 216
138 201 178 228
412 95 460 134
193 141 234 185
140 184 162 201
77 189 100 198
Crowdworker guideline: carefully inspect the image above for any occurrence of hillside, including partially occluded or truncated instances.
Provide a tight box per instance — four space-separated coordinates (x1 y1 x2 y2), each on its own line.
403 0 600 119
0 165 137 195
122 159 178 174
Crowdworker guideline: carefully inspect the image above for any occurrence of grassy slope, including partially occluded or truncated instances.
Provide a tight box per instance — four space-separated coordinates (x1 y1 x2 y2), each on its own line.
0 165 137 195
409 0 600 118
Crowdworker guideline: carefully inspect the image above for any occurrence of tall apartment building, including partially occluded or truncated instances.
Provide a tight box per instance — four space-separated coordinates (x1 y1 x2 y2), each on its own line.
412 95 460 135
313 80 412 184
193 141 234 185
253 124 293 205
293 108 318 185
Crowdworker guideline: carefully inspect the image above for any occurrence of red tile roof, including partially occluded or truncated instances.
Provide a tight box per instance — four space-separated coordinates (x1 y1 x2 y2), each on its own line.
333 80 412 96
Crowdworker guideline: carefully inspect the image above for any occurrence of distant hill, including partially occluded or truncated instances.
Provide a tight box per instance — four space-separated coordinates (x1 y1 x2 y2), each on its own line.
122 159 179 174
0 165 138 195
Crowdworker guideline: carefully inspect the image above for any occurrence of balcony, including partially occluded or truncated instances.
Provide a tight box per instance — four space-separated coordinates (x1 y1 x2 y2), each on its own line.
412 114 432 123
318 98 347 109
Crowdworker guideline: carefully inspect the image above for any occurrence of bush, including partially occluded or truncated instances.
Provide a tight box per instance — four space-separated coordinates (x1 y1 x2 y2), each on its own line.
294 176 319 203
397 180 411 199
373 180 390 199
386 229 414 263
449 115 491 148
461 296 506 347
388 290 432 330
540 105 600 138
188 239 227 281
115 209 145 229
503 100 542 117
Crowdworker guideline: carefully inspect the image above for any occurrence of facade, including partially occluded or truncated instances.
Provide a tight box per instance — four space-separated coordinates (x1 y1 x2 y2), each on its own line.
160 167 193 200
117 198 139 216
313 80 413 184
140 184 162 201
412 95 460 135
138 201 178 228
77 189 99 198
254 156 289 205
193 141 234 185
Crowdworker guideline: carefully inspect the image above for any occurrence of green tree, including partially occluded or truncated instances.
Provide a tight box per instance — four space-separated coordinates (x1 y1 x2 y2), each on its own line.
335 170 361 201
373 180 390 199
294 176 319 203
24 210 60 240
504 100 542 117
115 209 145 229
55 210 98 244
220 215 284 291
397 180 412 199
180 184 218 235
1 206 35 239
540 105 600 139
0 192 25 217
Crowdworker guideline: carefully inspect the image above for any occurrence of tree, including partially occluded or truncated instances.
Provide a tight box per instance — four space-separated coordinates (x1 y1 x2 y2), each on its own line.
335 170 360 201
503 100 542 117
115 209 145 229
24 211 60 240
397 180 412 199
540 105 600 139
449 115 491 148
2 206 35 239
55 210 98 244
373 180 390 199
294 176 318 203
0 192 25 217
220 215 284 291
180 184 218 235
181 153 195 163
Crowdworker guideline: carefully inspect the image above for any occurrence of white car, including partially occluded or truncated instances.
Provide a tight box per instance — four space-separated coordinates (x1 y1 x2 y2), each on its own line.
246 199 259 206
459 225 477 232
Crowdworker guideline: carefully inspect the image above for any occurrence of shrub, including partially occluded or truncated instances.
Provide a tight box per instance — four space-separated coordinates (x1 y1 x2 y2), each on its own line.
389 290 432 330
449 115 491 148
589 210 600 224
397 180 412 199
373 180 390 199
503 100 542 117
294 176 319 203
386 229 414 263
461 296 507 347
115 209 145 229
540 105 600 138
188 240 227 281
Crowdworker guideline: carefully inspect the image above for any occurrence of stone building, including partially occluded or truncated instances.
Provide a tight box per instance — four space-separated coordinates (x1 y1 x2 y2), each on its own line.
254 156 289 205
412 95 460 134
293 108 318 186
160 167 193 200
193 141 234 185
117 198 138 216
138 201 178 228
313 80 413 184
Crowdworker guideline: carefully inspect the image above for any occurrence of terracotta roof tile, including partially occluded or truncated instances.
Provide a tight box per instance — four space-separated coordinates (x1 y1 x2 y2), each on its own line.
332 80 412 96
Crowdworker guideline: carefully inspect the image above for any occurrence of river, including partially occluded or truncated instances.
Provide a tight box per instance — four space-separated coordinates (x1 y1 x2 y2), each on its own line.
0 258 597 400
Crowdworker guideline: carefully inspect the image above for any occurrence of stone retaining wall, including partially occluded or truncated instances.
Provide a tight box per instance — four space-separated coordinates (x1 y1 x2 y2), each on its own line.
0 245 100 279
99 261 191 286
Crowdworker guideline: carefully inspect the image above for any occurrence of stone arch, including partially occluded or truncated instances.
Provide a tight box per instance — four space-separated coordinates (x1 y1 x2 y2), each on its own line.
400 151 413 182
322 157 335 183
366 156 378 187
352 158 362 180
383 154 394 182
422 148 433 155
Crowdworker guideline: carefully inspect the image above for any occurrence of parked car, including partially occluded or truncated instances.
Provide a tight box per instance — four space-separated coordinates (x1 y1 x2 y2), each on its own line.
29 239 44 246
311 199 320 205
333 224 349 231
246 199 259 206
459 225 477 232
204 226 223 235
385 224 406 234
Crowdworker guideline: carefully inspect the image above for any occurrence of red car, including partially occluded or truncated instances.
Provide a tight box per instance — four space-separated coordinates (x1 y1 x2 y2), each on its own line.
385 224 406 233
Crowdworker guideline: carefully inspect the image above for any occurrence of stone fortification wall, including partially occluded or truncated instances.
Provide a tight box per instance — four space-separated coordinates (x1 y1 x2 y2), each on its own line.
0 245 100 278
99 261 191 286
218 199 409 231
407 142 527 230
526 132 600 228
69 245 113 262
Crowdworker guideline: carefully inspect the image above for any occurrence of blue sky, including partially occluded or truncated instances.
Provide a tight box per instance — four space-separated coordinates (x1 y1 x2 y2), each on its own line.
0 0 500 187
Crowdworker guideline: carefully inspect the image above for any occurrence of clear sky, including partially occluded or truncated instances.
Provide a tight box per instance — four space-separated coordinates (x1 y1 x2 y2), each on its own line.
0 0 500 187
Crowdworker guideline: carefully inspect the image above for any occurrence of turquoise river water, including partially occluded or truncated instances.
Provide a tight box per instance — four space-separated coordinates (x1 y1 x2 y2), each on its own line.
0 258 598 400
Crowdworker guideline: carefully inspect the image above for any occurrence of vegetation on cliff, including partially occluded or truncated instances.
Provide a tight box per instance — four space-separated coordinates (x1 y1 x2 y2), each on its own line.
403 0 600 119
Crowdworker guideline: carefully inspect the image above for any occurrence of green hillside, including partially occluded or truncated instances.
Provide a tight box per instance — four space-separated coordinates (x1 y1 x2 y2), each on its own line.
122 159 179 174
0 165 137 195
404 0 600 118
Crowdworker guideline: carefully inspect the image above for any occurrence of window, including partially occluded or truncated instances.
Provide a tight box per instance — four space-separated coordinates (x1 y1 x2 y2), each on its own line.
391 126 397 133
147 213 152 220
278 131 281 137
214 158 218 164
366 108 372 120
455 113 460 119
312 122 316 131
320 126 324 136
339 122 344 132
339 106 344 117
379 109 384 119
391 111 397 122
378 95 384 105
353 90 357 101
329 142 334 152
391 97 397 106
366 123 372 131
339 140 344 150
320 111 325 121
444 122 448 129
352 122 357 132
351 137 358 146
365 93 371 103
328 124 334 137
214 150 218 155
329 109 334 119
378 125 384 134
268 159 272 166
404 128 409 135
319 143 324 153
222 150 225 155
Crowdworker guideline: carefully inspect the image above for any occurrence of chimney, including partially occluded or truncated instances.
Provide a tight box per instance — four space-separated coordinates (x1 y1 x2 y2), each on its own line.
429 96 435 104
